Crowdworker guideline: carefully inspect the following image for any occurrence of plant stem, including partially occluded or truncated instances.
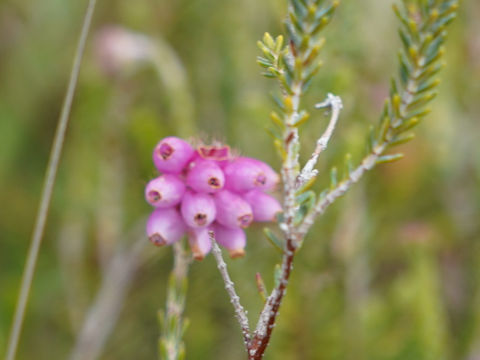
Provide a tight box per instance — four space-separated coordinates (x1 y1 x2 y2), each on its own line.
5 1 97 359
249 239 296 360
210 233 251 349
159 241 191 360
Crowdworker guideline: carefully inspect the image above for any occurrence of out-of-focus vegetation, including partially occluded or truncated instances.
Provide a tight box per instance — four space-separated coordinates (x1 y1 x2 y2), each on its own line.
0 0 479 359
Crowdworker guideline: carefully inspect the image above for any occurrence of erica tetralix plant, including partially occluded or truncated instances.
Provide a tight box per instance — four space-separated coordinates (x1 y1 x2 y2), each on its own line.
145 136 282 260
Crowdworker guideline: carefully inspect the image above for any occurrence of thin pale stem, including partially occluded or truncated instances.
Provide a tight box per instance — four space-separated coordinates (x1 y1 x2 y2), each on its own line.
298 144 385 237
280 86 302 239
209 232 251 348
5 1 97 359
297 93 343 187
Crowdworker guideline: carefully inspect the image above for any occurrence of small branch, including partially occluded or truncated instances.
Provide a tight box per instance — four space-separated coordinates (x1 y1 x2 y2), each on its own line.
280 86 301 240
298 144 386 237
209 231 251 348
249 239 296 360
5 1 97 359
297 93 343 188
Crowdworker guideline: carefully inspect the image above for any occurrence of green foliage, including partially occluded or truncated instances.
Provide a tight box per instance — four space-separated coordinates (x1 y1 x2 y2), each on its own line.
297 0 458 216
377 0 458 156
257 0 339 137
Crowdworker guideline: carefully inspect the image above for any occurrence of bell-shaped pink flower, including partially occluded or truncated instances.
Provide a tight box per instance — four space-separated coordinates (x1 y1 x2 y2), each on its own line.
145 174 186 207
187 227 212 260
153 137 194 174
245 157 280 190
186 160 225 193
181 191 216 228
224 157 279 192
212 223 246 258
214 190 253 228
243 190 282 222
146 208 186 246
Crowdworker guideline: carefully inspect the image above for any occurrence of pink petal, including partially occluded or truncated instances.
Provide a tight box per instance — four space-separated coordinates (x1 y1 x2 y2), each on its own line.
214 190 253 228
146 208 186 246
186 160 225 193
187 227 212 260
181 191 216 228
145 174 186 207
212 223 246 258
153 137 194 174
243 190 283 222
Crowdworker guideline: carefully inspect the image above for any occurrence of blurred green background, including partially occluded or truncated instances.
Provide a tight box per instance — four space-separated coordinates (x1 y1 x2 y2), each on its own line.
1 0 479 359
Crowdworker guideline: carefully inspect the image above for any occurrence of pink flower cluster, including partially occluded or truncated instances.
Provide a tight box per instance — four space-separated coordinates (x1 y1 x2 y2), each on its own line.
145 137 282 259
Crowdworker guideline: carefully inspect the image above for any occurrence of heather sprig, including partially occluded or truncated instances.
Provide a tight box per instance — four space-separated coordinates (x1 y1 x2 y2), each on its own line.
209 0 458 359
145 1 458 359
298 0 459 237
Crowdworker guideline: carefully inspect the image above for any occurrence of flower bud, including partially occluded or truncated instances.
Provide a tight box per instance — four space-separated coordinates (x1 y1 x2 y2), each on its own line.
181 191 216 228
186 160 225 193
246 158 280 190
212 223 246 258
243 190 283 222
146 208 186 246
224 157 279 192
153 137 194 174
145 174 186 207
214 190 253 228
187 227 212 260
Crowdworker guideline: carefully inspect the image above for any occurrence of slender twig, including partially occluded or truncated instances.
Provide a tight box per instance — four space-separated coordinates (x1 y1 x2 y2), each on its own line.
280 89 302 239
249 239 296 359
5 2 97 359
298 145 385 237
214 1 456 358
209 231 251 348
248 80 304 360
297 93 343 187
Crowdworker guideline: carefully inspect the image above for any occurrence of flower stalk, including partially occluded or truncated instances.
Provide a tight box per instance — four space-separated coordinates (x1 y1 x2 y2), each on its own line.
209 232 251 346
158 242 191 360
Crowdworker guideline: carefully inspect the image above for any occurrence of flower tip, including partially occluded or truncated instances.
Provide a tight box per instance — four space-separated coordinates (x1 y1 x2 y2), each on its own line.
145 175 185 208
194 213 208 226
181 191 216 228
149 233 167 246
186 160 225 193
192 251 206 261
208 177 222 189
146 190 161 203
239 214 253 228
158 142 174 160
254 173 267 186
153 137 194 174
229 248 245 258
